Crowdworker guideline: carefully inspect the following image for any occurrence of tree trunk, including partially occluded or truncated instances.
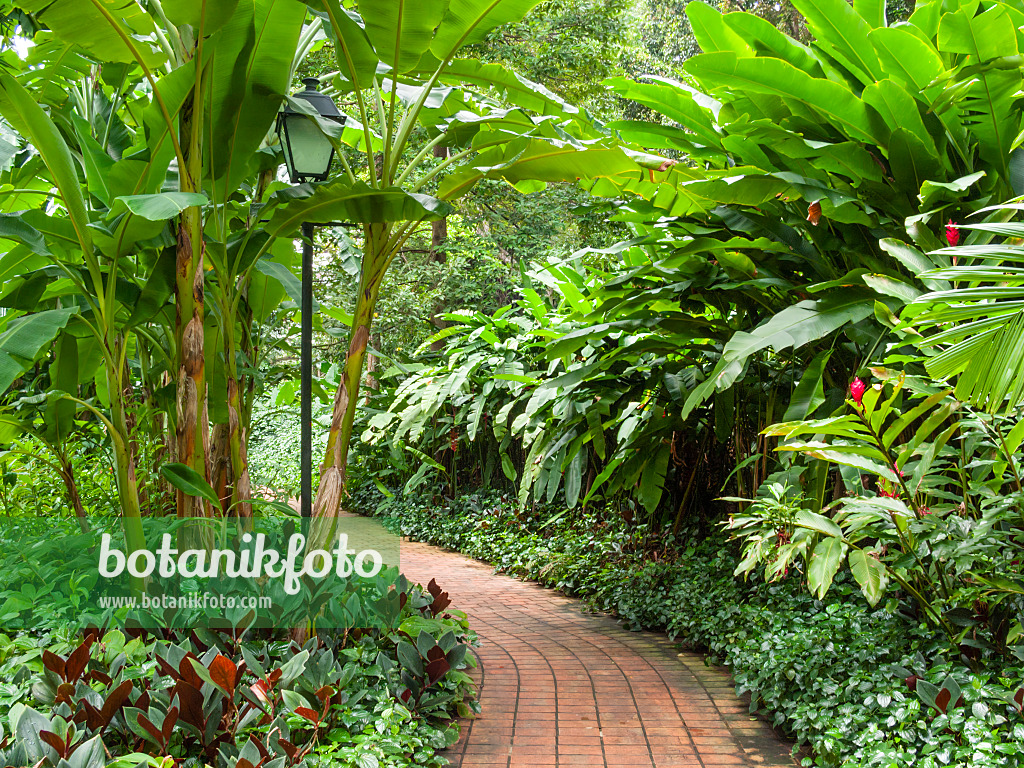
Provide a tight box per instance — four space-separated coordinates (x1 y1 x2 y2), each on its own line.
364 333 378 405
123 357 140 506
174 61 212 520
210 422 231 512
428 148 450 353
107 336 146 588
226 376 253 517
60 456 88 533
310 225 387 541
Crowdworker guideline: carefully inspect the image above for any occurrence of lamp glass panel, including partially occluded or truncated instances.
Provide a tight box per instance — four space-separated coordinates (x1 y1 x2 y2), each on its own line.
283 115 334 181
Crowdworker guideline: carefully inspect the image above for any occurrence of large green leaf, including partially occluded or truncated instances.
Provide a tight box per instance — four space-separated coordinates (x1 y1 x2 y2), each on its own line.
0 214 50 256
564 448 585 509
787 0 883 83
438 137 651 199
848 549 887 606
796 509 843 538
136 45 213 198
853 0 885 29
686 1 753 56
208 0 306 197
45 333 79 443
638 444 670 514
160 463 222 507
265 182 451 236
808 536 847 599
245 267 289 321
683 293 875 416
73 118 117 207
862 78 936 159
683 53 876 143
722 11 824 75
868 27 944 93
782 349 831 422
937 5 1018 61
0 272 48 310
127 248 177 328
18 0 165 67
308 1 379 90
359 0 446 73
439 58 578 117
165 0 240 35
605 77 723 150
0 308 77 392
0 73 93 260
801 447 900 482
111 192 209 221
254 258 316 311
429 0 547 62
879 239 948 292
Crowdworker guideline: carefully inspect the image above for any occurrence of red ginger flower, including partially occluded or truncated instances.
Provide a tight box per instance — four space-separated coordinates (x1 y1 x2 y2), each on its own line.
946 220 960 247
850 377 867 406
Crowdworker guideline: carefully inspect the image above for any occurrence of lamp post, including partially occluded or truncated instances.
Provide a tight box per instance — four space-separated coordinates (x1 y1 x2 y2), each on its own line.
275 77 346 519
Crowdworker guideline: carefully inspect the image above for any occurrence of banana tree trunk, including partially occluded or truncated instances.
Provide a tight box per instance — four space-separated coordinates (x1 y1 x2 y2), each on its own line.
364 333 377 405
210 422 231 511
311 225 388 526
106 345 146 588
174 75 212 519
226 376 253 518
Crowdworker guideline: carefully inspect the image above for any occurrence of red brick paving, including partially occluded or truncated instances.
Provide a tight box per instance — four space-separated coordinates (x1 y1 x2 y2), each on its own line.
398 539 797 768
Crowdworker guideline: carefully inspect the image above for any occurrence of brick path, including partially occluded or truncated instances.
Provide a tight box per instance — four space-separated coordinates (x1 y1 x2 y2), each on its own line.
398 539 797 768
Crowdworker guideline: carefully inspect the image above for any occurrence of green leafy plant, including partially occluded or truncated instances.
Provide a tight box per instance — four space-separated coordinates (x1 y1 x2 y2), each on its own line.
357 485 1024 767
728 369 1024 659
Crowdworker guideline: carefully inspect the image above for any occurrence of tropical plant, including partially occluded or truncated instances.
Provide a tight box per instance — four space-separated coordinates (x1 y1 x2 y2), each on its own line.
728 368 1024 658
422 0 1024 522
0 586 476 768
0 0 661 555
906 201 1024 414
0 0 327 542
287 0 668 528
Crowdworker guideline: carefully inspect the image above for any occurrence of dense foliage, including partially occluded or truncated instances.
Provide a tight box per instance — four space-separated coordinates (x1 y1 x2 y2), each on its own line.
5 0 1024 766
0 514 478 768
357 487 1024 767
355 0 1024 518
0 619 476 768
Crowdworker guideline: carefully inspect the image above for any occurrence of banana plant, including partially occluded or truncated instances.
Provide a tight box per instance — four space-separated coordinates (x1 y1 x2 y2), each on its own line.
3 1 336 526
293 0 664 525
1 0 657 543
0 64 150 558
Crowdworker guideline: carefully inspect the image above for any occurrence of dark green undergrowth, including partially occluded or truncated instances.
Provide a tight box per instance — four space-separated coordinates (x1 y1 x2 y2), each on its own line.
0 515 478 768
351 484 1024 768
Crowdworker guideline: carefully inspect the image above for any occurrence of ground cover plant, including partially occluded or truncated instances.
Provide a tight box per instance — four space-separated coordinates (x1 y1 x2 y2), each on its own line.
0 514 479 768
356 486 1024 767
0 618 476 768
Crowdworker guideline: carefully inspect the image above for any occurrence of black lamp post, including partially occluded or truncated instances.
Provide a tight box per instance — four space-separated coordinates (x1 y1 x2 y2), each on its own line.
276 77 346 519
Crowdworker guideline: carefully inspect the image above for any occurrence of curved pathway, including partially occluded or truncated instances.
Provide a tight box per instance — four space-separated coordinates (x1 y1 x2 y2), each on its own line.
399 539 798 768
